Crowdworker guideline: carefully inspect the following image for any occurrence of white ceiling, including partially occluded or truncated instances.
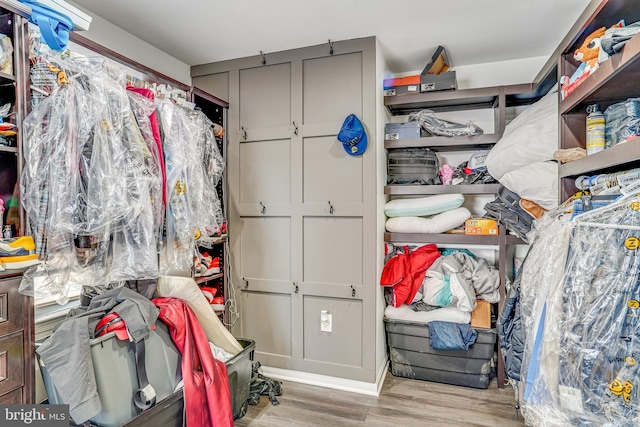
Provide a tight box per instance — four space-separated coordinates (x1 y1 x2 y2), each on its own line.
71 0 592 73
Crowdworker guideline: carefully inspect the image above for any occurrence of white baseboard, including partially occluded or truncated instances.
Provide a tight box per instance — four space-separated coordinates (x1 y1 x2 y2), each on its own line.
261 360 389 397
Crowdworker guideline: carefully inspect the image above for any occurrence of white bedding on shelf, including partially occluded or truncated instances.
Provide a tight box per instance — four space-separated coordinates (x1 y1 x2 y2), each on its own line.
384 304 471 325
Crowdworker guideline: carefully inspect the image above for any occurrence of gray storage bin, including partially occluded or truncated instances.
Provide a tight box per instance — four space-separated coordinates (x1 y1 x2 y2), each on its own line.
117 338 255 426
38 331 255 426
385 318 496 389
37 321 182 427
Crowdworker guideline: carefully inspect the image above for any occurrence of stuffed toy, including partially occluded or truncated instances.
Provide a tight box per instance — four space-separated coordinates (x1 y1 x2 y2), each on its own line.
570 26 606 83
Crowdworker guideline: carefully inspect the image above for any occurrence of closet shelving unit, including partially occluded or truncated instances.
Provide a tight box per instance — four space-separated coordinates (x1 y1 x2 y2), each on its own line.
190 86 230 325
557 0 640 201
383 79 552 388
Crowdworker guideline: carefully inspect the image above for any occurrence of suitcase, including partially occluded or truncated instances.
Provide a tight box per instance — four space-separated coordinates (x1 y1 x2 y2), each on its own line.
387 148 439 185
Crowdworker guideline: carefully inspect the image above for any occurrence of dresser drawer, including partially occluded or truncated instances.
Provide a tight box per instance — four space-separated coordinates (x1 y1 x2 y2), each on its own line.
0 276 24 336
0 331 24 396
0 386 23 404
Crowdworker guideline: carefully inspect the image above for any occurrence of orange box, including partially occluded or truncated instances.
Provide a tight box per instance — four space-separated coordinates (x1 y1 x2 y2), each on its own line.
471 300 491 329
383 75 421 89
465 218 498 235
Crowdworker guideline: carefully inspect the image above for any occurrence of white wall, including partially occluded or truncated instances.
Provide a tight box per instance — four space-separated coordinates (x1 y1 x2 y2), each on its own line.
375 38 392 389
68 2 191 84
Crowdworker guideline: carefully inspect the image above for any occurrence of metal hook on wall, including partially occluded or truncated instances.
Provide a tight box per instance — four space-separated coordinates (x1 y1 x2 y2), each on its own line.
241 126 247 140
328 39 334 55
328 201 334 215
293 282 299 293
243 277 249 288
293 121 299 136
260 50 266 65
260 201 266 214
351 285 356 297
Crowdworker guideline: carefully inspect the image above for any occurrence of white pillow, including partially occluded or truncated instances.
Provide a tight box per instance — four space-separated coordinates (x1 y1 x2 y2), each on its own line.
485 89 558 180
385 207 471 233
499 161 559 210
156 275 243 355
384 304 471 324
384 194 465 218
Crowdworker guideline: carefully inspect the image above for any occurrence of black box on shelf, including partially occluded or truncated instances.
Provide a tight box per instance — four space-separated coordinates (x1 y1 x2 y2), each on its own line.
385 122 421 140
420 45 457 93
420 71 457 92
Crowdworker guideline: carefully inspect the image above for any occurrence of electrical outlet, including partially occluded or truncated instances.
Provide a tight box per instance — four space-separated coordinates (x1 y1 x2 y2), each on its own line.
320 310 332 332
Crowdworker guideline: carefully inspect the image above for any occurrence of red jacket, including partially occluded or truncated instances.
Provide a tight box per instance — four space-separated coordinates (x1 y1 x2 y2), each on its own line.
153 297 233 427
380 244 440 307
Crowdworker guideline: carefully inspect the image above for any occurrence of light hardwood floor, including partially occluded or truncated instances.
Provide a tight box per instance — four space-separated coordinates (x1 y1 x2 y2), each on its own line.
236 375 525 426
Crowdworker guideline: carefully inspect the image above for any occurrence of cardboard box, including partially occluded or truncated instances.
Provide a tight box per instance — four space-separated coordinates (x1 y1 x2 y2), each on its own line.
385 122 421 140
420 71 457 92
384 75 421 97
420 45 457 92
422 45 451 75
383 75 420 89
471 300 491 329
465 218 498 235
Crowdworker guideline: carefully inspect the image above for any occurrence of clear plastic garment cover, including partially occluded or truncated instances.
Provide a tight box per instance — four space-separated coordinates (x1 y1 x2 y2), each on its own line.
520 195 640 426
19 45 225 303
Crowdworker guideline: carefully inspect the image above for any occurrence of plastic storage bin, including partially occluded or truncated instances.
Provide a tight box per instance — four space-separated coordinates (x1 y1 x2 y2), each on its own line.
385 318 496 389
37 321 182 426
123 338 255 426
39 333 255 426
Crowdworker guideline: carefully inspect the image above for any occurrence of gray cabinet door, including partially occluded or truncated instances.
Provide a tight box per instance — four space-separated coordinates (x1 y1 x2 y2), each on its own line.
303 53 363 127
240 63 292 139
214 38 379 382
238 139 291 216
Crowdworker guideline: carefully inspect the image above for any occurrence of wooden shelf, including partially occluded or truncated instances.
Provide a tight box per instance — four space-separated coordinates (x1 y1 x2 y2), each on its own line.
385 86 502 115
559 139 640 178
384 133 502 150
506 235 527 245
0 144 16 153
384 232 500 245
195 273 224 284
385 183 502 195
560 31 640 115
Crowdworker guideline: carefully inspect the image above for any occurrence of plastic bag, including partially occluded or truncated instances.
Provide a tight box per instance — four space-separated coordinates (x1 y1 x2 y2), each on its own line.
21 46 160 301
521 195 640 426
409 109 483 137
